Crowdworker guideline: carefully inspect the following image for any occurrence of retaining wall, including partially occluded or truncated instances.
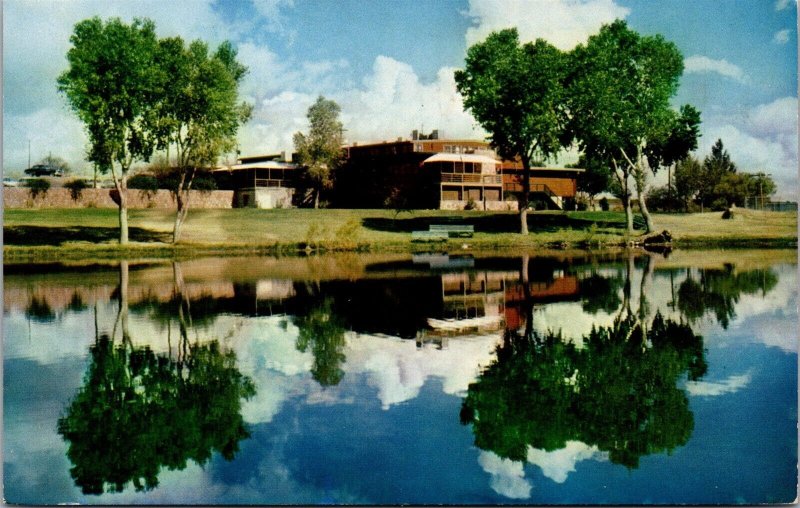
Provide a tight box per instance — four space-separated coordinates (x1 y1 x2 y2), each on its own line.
3 188 234 209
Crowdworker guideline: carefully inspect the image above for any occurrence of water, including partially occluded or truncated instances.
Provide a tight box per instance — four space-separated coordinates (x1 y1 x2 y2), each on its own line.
4 250 797 504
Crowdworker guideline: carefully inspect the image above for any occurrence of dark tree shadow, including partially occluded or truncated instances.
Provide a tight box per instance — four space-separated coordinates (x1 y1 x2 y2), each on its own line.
361 212 641 234
3 226 169 246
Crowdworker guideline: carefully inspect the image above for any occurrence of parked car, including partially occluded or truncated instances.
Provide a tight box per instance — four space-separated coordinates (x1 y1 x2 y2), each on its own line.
24 164 63 177
3 177 21 187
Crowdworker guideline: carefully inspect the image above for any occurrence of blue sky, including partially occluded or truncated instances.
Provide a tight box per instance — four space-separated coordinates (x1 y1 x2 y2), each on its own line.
3 0 797 197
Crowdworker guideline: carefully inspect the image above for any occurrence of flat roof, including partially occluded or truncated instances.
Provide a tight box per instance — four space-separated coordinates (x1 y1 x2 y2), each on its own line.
211 161 298 172
422 153 500 165
504 166 586 173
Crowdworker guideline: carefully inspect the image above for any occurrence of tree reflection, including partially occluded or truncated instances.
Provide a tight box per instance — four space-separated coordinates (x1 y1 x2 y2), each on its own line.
460 312 706 469
294 296 348 387
463 252 706 469
677 264 778 328
57 262 256 495
578 271 624 315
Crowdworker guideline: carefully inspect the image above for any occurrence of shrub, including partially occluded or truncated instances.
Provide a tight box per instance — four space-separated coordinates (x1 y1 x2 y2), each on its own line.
599 197 610 211
464 197 477 210
26 178 50 199
128 174 159 201
64 179 89 201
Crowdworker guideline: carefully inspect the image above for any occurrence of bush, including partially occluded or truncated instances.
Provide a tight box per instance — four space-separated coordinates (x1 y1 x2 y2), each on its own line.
599 197 609 211
64 179 89 201
464 197 477 210
128 174 159 191
25 178 50 199
128 174 159 201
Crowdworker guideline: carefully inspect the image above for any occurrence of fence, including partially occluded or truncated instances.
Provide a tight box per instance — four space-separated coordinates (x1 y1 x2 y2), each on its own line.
742 196 797 212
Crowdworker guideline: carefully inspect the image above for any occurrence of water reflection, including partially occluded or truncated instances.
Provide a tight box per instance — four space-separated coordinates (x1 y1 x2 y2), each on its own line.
460 252 708 472
676 264 778 329
3 250 795 504
56 262 256 495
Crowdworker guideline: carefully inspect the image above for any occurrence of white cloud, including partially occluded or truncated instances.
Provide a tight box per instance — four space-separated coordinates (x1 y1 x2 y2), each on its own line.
345 330 501 409
775 0 796 11
1 0 282 172
239 55 485 156
478 451 532 499
685 373 752 397
527 441 607 483
772 29 792 44
464 0 629 49
701 123 797 200
684 55 748 83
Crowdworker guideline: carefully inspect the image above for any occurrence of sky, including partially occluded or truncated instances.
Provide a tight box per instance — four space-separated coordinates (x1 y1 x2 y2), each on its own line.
2 0 798 198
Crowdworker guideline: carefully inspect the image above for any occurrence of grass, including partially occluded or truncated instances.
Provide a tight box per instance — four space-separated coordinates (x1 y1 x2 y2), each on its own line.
3 207 796 261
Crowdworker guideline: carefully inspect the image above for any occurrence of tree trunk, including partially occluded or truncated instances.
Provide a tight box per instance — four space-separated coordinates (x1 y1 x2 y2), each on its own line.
612 160 634 235
519 158 531 235
638 187 654 234
314 188 320 209
110 167 129 244
172 168 195 244
173 190 190 243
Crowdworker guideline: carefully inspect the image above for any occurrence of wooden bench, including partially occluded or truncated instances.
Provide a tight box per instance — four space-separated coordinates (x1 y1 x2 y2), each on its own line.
429 224 474 238
411 230 449 242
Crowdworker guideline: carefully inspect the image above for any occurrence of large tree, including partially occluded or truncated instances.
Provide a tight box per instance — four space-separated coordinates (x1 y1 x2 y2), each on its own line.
293 96 344 209
645 104 702 213
566 20 690 234
455 29 569 234
58 17 161 244
152 38 251 242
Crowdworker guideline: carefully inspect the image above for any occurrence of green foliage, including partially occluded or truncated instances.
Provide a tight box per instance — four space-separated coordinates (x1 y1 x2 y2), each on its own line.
64 179 89 201
578 271 623 314
460 312 706 468
127 174 159 191
455 29 569 232
334 218 362 248
566 20 692 233
25 178 51 199
39 154 72 175
294 298 348 386
576 153 613 200
678 265 778 329
294 96 344 208
57 336 255 495
58 17 159 173
673 156 703 211
455 29 569 165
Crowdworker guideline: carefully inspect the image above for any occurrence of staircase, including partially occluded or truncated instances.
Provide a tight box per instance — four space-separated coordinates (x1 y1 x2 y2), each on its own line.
530 184 563 210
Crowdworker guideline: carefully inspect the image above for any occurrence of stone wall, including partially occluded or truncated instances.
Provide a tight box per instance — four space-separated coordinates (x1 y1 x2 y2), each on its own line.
3 188 234 209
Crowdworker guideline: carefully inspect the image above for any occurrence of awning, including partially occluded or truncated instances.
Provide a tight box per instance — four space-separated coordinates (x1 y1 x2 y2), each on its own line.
421 153 500 165
212 161 298 172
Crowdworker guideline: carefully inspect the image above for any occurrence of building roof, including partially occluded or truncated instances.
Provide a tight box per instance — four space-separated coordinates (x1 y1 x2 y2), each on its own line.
211 161 298 172
504 165 585 173
422 153 500 165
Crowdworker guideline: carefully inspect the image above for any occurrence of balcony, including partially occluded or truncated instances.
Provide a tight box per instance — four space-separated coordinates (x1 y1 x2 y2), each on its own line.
441 173 502 184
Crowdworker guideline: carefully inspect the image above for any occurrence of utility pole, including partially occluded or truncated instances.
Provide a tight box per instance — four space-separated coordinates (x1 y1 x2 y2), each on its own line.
27 140 31 169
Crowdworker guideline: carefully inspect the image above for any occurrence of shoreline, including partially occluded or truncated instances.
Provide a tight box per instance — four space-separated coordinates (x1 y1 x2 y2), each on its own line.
4 207 796 263
4 236 796 264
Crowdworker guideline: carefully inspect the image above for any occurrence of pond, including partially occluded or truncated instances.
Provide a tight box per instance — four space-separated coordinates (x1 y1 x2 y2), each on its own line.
4 250 797 504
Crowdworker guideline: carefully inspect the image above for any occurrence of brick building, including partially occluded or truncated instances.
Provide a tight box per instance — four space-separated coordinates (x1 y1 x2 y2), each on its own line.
335 130 583 210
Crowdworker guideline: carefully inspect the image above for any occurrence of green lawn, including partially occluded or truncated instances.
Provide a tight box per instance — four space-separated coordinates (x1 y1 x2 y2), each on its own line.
3 207 796 260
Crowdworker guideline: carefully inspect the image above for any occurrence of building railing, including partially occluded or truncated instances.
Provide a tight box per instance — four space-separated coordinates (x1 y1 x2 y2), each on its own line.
441 173 502 184
253 178 290 188
504 181 557 196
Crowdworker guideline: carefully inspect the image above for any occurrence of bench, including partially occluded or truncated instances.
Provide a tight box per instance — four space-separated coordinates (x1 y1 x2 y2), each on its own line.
411 230 449 242
429 224 474 238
